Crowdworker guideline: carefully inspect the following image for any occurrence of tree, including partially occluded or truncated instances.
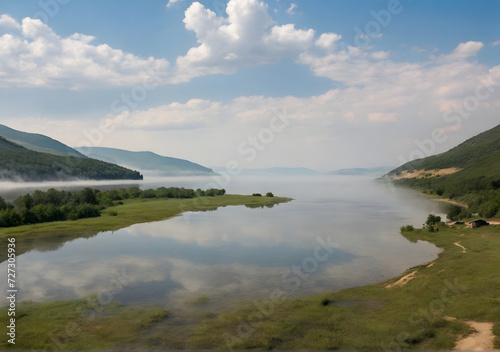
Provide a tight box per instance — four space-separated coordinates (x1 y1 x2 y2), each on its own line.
80 187 98 205
0 196 7 211
447 205 462 221
14 194 34 210
426 214 441 226
266 192 274 197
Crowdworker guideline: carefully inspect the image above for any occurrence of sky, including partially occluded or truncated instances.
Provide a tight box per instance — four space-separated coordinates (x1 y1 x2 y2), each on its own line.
0 0 499 171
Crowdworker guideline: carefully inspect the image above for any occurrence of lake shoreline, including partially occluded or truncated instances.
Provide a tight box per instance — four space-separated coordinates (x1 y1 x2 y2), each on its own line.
4 221 499 350
188 222 500 350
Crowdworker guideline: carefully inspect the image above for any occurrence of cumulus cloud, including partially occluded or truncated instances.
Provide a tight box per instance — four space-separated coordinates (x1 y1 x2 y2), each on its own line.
104 41 499 133
0 14 20 30
84 39 500 169
173 0 320 82
315 33 342 50
0 16 170 89
447 41 484 60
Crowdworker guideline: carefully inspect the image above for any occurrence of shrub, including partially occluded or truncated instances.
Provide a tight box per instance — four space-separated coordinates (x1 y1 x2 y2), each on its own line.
266 192 274 197
252 193 262 197
400 225 415 232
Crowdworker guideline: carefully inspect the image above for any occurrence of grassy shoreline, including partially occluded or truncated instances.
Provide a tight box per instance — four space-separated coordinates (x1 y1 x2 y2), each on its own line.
0 194 292 238
187 222 500 350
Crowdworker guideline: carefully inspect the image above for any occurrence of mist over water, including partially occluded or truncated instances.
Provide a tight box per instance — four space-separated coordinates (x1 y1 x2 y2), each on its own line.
0 175 446 310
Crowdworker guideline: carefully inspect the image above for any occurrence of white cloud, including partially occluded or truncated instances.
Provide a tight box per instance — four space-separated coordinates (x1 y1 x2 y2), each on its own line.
173 0 320 83
491 39 500 47
105 98 224 130
264 24 315 50
78 40 499 169
448 41 483 60
0 14 20 30
286 3 297 15
370 51 389 60
0 16 170 89
315 33 341 50
166 0 185 8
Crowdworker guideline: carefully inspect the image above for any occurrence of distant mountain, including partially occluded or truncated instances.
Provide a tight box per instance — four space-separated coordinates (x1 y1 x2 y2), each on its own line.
216 167 321 176
0 124 85 158
328 166 394 176
0 136 142 182
75 147 215 176
386 123 500 218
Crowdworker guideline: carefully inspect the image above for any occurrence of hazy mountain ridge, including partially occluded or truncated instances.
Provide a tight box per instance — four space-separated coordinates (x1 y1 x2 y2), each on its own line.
213 166 393 176
328 166 393 176
76 147 216 176
0 124 85 158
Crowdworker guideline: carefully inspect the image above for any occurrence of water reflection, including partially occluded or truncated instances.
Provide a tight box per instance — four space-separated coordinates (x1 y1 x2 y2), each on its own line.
0 176 443 310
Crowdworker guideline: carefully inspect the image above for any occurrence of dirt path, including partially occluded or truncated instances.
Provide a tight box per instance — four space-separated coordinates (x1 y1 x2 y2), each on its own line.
454 320 495 350
385 270 417 288
433 198 469 208
454 241 467 253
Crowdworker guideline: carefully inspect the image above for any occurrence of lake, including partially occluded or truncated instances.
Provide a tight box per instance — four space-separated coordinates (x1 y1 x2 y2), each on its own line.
0 176 445 315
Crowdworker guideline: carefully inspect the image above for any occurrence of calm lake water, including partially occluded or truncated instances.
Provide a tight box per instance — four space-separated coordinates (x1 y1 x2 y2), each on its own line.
0 176 446 312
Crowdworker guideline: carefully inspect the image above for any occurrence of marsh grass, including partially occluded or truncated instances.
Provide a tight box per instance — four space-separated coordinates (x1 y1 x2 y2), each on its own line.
185 295 210 306
1 299 169 350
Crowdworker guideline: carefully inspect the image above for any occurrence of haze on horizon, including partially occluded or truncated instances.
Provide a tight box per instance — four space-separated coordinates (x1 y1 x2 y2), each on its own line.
0 0 499 172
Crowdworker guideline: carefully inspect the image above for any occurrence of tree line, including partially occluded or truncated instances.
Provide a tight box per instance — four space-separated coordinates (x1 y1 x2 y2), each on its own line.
0 186 226 228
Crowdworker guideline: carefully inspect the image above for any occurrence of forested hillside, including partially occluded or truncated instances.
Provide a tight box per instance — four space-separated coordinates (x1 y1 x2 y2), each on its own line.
387 124 500 218
0 137 143 181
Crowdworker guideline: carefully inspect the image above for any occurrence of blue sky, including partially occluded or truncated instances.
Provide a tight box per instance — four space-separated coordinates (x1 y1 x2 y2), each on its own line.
0 0 499 170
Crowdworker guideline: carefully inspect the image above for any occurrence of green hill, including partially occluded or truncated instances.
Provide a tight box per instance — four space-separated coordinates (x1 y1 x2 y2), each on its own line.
0 137 143 181
386 123 500 218
0 124 85 158
76 147 215 176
